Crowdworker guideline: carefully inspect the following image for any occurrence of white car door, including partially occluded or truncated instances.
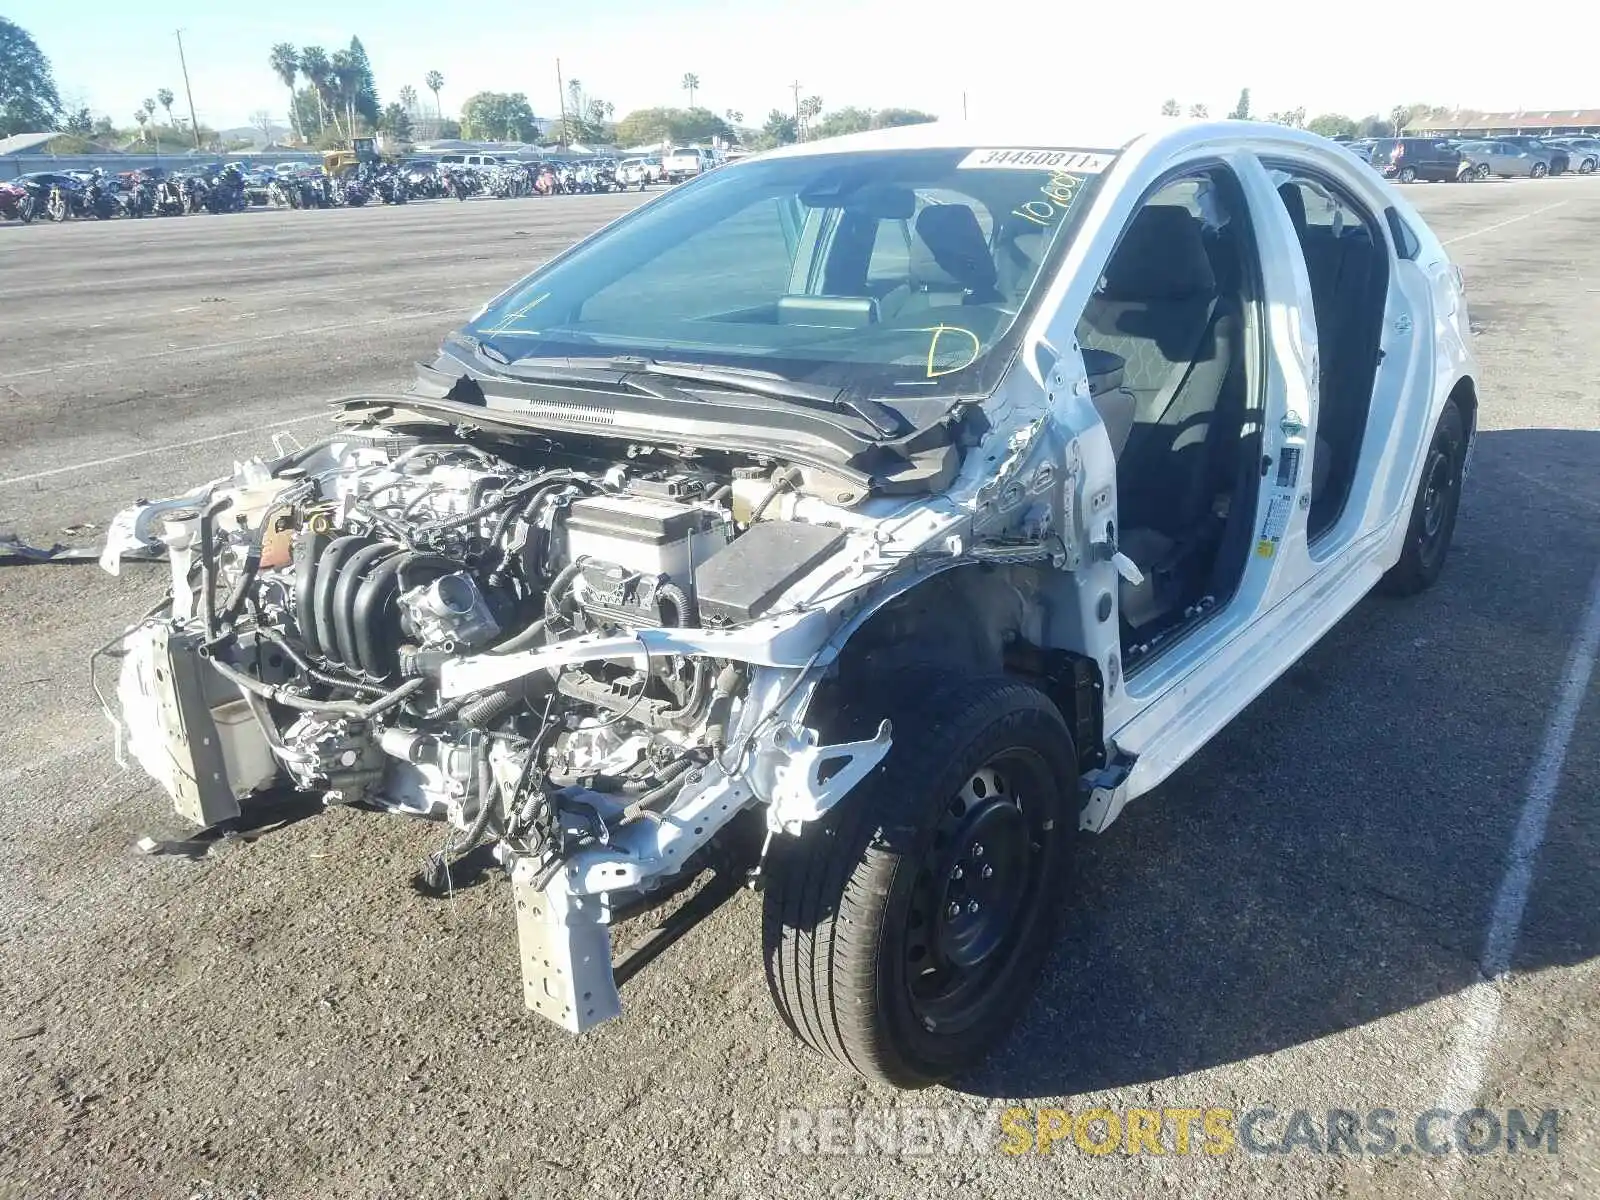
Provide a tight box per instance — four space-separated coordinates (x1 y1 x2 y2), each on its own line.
1023 142 1355 827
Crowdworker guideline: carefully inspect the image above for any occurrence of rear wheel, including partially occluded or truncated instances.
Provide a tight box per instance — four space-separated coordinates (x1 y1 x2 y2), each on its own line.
762 675 1078 1087
1581 157 1597 175
1531 161 1549 179
1382 398 1466 596
1475 162 1493 180
1397 165 1418 183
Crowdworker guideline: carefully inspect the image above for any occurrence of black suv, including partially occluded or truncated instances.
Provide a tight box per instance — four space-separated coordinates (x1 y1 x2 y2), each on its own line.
1367 138 1462 182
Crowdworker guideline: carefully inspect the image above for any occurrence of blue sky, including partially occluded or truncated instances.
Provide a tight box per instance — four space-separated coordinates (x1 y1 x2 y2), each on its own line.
12 0 1599 133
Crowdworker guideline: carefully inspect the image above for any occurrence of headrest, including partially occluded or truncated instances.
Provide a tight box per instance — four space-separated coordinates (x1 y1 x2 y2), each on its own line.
910 204 1000 296
1099 204 1215 301
1277 181 1308 239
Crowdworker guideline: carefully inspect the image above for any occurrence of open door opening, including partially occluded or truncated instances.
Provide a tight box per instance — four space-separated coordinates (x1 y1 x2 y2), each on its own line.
1074 165 1265 667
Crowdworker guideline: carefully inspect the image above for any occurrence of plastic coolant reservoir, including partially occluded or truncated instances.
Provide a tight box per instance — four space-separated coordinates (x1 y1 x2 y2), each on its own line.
223 472 297 569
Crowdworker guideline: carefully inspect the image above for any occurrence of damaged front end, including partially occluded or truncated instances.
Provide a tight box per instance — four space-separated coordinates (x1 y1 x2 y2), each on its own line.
93 417 1001 1032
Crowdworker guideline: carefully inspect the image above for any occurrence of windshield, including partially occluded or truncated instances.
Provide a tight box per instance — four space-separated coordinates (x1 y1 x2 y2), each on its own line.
462 146 1111 405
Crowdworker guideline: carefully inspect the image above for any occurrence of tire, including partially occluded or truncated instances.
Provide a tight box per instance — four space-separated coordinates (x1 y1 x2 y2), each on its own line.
1382 398 1466 596
1475 163 1492 180
1531 162 1548 179
1581 157 1597 175
1397 165 1418 184
762 674 1078 1088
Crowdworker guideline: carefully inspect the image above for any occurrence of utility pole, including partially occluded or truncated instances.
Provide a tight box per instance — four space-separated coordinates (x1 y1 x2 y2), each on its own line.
791 80 802 140
556 58 568 146
175 29 202 149
962 92 968 119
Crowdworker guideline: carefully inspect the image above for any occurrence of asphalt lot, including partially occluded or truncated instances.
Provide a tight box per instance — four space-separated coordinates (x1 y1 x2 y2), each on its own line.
0 181 1597 1200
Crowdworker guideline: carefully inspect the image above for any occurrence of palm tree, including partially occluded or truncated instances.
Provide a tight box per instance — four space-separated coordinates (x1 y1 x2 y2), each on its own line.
300 46 331 134
133 110 149 143
268 44 299 142
799 94 822 139
681 72 700 109
425 70 444 120
331 50 359 136
398 85 418 116
157 88 176 129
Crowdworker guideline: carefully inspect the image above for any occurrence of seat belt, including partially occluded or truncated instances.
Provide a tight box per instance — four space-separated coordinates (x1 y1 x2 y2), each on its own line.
1143 296 1220 431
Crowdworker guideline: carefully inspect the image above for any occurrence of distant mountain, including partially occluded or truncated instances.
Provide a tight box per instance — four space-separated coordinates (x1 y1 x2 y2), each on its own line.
218 123 292 148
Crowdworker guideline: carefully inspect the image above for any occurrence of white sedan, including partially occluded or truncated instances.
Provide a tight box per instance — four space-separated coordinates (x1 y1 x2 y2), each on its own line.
98 118 1476 1088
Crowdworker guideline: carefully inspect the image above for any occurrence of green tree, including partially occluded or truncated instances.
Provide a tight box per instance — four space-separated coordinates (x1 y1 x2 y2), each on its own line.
1188 102 1208 119
1265 106 1305 128
379 101 413 141
347 36 380 126
754 109 797 148
62 106 93 135
613 105 731 147
92 115 114 139
398 84 418 115
1307 112 1356 138
0 17 61 136
330 50 360 136
133 109 148 142
725 108 743 125
1160 98 1180 117
157 87 175 127
299 46 331 134
425 70 444 119
269 44 299 142
799 94 822 139
874 107 936 127
681 72 699 109
437 118 461 139
812 106 876 139
1227 87 1251 120
460 91 537 141
1355 113 1390 138
291 87 321 143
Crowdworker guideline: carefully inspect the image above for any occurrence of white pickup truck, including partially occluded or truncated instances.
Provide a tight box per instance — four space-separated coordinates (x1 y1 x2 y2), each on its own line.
662 146 711 183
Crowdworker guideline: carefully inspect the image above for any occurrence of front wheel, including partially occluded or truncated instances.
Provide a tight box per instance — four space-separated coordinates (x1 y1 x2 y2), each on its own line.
763 675 1078 1088
1382 398 1466 596
1581 157 1597 175
1530 161 1549 179
1475 162 1493 180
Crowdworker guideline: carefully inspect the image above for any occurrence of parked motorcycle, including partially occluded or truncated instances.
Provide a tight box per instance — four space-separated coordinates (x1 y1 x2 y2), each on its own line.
119 179 155 218
203 167 247 214
0 181 35 222
153 179 187 217
181 175 209 214
46 183 77 221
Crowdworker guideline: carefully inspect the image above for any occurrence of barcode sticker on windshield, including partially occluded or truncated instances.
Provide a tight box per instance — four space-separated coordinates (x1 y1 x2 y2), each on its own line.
958 149 1114 172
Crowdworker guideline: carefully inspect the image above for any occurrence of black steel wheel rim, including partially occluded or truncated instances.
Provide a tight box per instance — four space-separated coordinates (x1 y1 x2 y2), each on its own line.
1418 441 1457 562
901 747 1054 1032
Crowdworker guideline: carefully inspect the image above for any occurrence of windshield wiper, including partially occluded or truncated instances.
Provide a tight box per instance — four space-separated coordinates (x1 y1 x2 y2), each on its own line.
607 357 906 437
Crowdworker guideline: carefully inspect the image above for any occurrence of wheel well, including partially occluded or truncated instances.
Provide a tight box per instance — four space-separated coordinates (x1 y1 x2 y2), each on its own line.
1448 375 1478 441
811 566 1106 772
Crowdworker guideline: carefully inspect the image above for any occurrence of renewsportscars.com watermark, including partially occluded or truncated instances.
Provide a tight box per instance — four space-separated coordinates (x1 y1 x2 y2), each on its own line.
774 1106 1562 1158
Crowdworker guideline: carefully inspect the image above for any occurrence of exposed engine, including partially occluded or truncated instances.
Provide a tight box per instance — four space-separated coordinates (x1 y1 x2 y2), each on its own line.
98 424 913 1030
100 431 833 878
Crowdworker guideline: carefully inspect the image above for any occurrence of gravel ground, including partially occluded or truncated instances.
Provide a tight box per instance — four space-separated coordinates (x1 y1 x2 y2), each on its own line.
0 180 1596 1200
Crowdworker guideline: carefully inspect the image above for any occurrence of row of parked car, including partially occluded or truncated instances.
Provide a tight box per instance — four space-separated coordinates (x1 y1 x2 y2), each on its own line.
1346 134 1600 181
